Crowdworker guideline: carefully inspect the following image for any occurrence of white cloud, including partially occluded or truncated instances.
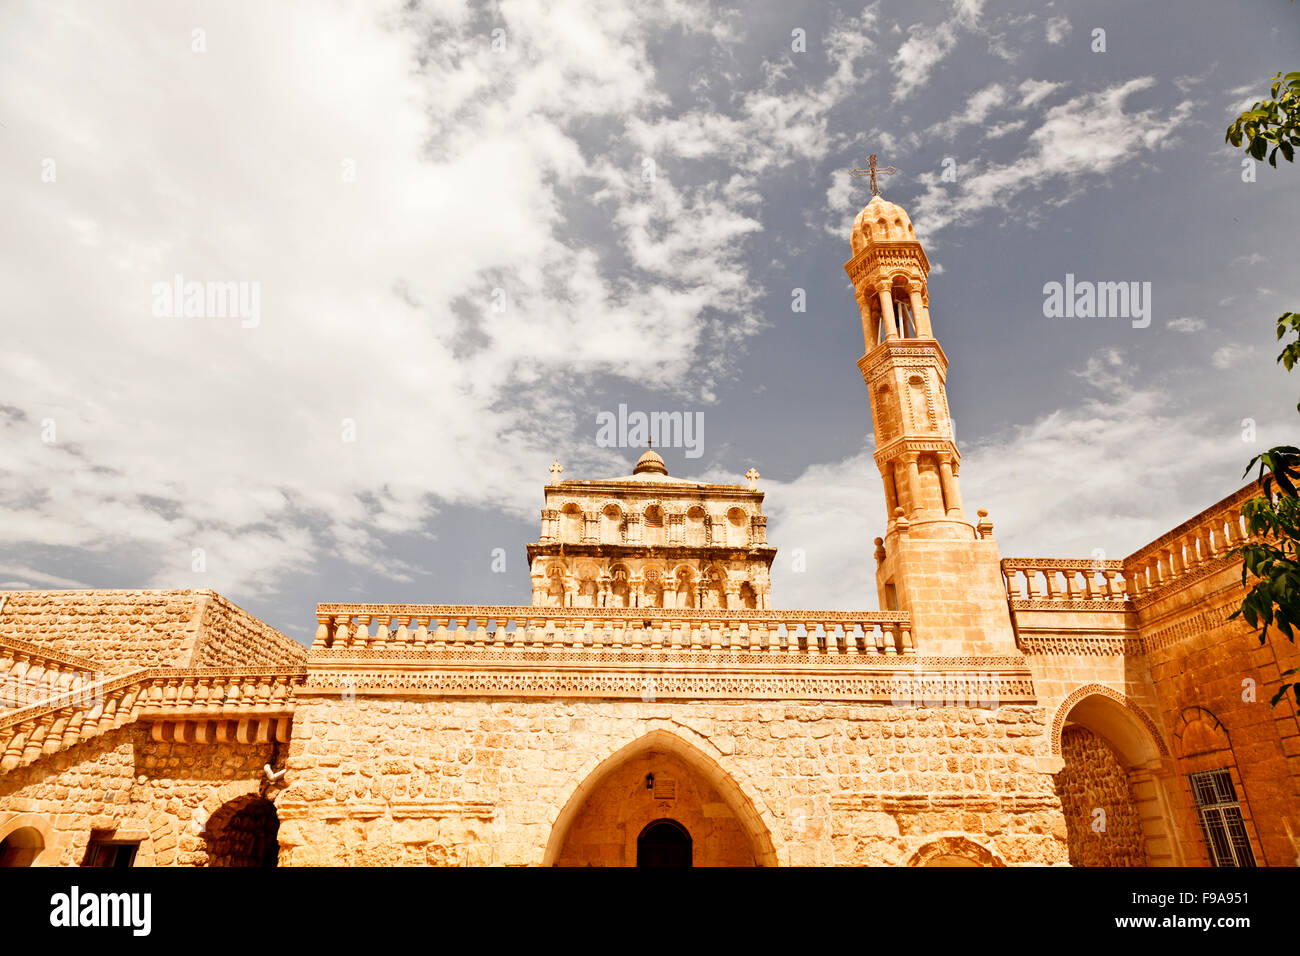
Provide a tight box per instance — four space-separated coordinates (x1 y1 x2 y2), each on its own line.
1167 316 1207 333
892 0 986 100
767 350 1269 607
1212 344 1255 368
0 0 794 597
926 82 1008 139
1045 16 1072 45
1229 252 1266 268
912 78 1195 236
1018 78 1065 108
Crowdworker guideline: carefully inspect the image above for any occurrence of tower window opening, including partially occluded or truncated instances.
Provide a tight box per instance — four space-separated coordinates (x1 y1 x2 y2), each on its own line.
894 296 916 338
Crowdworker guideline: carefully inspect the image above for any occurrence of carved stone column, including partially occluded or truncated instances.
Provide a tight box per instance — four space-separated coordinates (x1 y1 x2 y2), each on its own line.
908 281 931 337
938 454 964 516
876 281 898 339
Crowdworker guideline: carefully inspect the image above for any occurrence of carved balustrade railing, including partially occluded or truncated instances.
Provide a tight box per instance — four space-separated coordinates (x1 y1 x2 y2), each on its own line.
312 605 915 658
1001 559 1130 606
0 667 305 773
1120 483 1259 602
0 635 104 710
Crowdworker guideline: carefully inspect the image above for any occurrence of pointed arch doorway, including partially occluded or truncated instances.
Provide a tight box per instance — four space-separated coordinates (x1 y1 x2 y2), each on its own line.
545 730 778 867
637 819 692 867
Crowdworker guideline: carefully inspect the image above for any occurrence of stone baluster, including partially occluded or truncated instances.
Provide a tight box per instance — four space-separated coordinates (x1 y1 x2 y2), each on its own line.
44 710 70 754
61 708 86 748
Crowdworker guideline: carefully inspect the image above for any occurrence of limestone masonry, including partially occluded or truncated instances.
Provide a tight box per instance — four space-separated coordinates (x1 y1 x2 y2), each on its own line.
2 193 1296 867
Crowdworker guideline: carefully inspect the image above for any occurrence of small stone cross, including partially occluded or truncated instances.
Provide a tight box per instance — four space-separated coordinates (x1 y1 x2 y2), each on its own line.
549 460 564 483
745 467 760 491
850 153 897 197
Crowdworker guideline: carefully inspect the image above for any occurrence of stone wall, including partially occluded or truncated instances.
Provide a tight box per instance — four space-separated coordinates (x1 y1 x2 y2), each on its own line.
0 590 207 673
0 723 277 866
1055 725 1146 867
194 593 308 667
0 589 305 675
276 696 1067 867
1137 562 1300 867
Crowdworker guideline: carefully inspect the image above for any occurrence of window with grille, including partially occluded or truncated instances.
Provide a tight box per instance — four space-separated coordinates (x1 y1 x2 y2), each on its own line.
83 837 139 868
1189 770 1255 867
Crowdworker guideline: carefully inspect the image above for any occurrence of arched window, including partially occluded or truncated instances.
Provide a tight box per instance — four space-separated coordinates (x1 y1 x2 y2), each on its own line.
600 505 624 544
725 508 748 547
893 284 915 337
643 505 666 546
684 507 707 547
609 567 630 608
559 504 583 541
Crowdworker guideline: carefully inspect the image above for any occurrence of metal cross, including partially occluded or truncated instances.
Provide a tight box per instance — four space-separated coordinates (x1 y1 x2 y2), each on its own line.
850 153 896 197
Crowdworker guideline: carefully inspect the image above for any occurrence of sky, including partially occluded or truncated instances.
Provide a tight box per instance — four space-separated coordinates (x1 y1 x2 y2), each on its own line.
1 0 1297 642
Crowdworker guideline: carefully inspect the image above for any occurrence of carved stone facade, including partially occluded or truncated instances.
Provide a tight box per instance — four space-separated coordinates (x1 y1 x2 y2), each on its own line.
1 193 1296 868
526 449 775 610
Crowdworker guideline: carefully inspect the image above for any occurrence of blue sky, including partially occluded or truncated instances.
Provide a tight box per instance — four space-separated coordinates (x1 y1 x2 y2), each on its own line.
2 0 1297 641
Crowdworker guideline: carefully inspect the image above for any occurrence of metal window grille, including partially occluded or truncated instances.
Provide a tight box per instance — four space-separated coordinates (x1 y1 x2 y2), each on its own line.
1189 770 1256 868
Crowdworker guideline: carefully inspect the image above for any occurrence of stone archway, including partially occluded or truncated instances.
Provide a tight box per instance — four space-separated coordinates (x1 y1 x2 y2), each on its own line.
1051 685 1178 866
200 794 280 867
0 826 44 867
0 813 54 866
544 729 778 867
907 835 1006 867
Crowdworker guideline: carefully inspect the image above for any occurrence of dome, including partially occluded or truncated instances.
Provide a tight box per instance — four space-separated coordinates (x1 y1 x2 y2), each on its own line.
850 194 916 256
632 448 668 476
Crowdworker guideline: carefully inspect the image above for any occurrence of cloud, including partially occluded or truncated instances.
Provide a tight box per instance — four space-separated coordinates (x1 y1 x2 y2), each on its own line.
1167 316 1207 333
1045 16 1072 45
0 0 805 598
1212 344 1255 368
912 78 1195 236
1018 78 1065 108
767 349 1270 607
892 0 986 100
1229 252 1266 268
926 82 1008 139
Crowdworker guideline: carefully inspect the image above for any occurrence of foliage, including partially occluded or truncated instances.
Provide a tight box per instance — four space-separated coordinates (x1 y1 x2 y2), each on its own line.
1225 71 1300 167
1225 53 1300 705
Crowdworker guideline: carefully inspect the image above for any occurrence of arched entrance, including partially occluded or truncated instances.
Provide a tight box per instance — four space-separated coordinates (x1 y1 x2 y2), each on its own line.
545 730 778 867
1052 686 1177 866
201 795 280 867
637 819 692 867
0 827 44 867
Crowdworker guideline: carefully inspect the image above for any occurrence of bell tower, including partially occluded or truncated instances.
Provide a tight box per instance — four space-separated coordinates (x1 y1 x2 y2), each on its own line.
844 187 1017 655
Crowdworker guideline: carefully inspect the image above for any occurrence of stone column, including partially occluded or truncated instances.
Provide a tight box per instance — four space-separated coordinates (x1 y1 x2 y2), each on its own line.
903 453 923 516
938 454 964 516
909 281 932 337
876 281 898 339
879 462 899 520
856 289 875 350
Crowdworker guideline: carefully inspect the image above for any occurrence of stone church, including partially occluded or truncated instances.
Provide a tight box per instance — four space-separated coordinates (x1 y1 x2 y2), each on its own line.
1 192 1295 868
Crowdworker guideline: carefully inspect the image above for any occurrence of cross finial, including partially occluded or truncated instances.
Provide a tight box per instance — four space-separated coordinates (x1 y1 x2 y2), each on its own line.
850 153 897 197
745 467 760 491
548 460 564 483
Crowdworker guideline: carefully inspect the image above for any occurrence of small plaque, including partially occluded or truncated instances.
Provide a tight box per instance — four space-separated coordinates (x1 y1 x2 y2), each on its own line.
653 778 677 801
